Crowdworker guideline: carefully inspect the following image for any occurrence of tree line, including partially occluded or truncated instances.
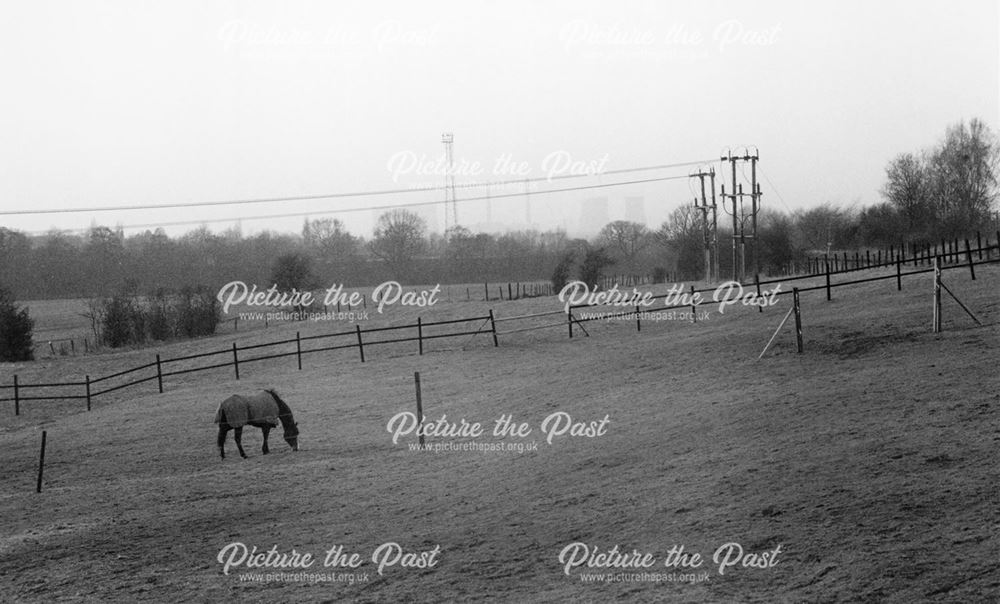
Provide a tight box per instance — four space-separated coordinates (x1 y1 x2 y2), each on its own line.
0 118 995 303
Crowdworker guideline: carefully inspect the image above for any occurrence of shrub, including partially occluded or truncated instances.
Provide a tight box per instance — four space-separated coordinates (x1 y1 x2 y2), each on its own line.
0 287 34 361
550 251 576 292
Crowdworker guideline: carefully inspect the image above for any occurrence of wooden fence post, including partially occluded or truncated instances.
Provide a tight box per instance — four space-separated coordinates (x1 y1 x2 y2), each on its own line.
13 374 19 416
933 257 942 333
414 372 425 449
36 430 46 493
977 231 983 260
484 282 489 301
825 261 832 301
488 310 499 347
965 239 975 280
232 343 240 380
85 375 91 411
296 331 302 370
793 288 803 353
567 309 574 339
754 275 762 313
156 354 163 393
356 324 365 362
417 317 423 355
690 285 697 322
896 257 902 291
635 305 641 332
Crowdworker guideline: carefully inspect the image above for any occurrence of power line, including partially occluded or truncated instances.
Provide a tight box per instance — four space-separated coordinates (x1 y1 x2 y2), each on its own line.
757 166 794 214
0 158 716 217
30 173 695 234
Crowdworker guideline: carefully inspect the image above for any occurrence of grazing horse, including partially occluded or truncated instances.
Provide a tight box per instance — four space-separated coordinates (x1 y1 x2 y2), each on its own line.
214 389 299 459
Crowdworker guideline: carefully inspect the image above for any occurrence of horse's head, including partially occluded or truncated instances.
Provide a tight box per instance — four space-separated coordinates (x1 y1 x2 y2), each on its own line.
283 421 299 451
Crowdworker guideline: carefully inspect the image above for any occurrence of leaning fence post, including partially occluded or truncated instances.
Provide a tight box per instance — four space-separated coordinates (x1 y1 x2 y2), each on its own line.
933 257 942 333
793 288 803 353
14 374 19 416
36 430 47 493
414 371 425 449
85 375 91 411
232 343 240 380
296 331 302 370
965 239 975 280
417 317 423 355
156 354 163 393
488 310 499 347
356 324 365 362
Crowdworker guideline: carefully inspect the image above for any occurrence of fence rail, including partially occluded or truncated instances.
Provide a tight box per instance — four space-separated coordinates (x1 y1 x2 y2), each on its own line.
4 235 999 416
1 312 498 415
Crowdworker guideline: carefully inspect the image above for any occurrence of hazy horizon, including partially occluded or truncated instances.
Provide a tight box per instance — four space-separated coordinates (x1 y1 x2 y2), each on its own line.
1 0 997 239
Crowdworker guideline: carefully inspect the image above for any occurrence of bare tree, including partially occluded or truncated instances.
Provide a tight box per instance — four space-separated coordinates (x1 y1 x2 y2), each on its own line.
927 118 999 236
792 203 858 253
303 218 360 258
368 209 427 278
656 206 704 280
599 221 649 269
882 118 999 239
882 152 932 234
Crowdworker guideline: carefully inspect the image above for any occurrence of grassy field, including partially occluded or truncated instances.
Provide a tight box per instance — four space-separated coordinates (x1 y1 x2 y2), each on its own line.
1 267 998 602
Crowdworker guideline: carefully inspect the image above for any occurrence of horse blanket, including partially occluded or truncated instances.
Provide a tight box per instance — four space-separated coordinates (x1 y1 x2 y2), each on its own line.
214 391 280 428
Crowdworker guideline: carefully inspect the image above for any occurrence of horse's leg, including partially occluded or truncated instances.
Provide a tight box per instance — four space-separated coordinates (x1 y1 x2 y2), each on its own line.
234 427 248 459
261 425 270 455
217 425 228 459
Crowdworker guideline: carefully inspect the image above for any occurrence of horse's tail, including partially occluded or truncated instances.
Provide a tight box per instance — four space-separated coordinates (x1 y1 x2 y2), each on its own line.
214 406 225 425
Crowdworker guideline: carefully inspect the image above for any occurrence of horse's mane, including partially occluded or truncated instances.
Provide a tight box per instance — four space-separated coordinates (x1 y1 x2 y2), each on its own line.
265 389 297 435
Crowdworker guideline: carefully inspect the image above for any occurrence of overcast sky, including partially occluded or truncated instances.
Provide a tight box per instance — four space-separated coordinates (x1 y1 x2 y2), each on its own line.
1 0 997 238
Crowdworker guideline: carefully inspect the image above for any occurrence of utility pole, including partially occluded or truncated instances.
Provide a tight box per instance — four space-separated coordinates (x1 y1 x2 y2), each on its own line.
442 133 456 230
690 166 717 282
720 147 762 283
721 149 739 281
745 147 760 279
710 169 719 282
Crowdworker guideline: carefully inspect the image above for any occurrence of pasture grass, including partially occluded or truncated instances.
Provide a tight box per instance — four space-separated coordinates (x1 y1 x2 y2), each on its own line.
1 267 998 602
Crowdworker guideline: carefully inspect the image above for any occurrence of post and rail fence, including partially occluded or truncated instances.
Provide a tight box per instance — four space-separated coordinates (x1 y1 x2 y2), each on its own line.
4 235 1000 415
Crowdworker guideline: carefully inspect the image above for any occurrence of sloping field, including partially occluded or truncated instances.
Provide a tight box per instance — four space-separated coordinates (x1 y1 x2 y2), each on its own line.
1 268 998 602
